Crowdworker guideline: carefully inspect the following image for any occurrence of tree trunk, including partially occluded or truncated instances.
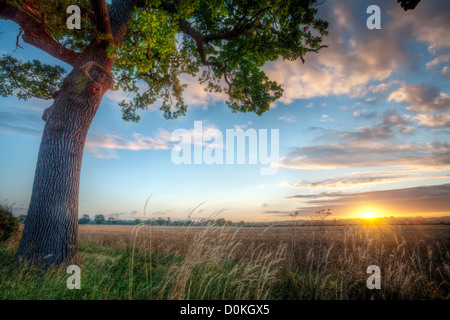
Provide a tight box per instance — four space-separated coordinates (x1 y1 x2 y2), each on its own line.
15 47 114 269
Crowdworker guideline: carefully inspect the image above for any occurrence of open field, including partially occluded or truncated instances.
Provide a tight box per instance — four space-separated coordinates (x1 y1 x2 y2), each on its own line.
1 223 449 300
79 224 450 253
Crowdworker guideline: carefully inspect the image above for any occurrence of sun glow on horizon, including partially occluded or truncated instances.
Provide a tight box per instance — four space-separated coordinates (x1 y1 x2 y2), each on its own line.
362 211 378 219
355 206 385 220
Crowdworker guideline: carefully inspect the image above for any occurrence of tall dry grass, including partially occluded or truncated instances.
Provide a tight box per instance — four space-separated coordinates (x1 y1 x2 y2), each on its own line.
77 222 450 299
117 222 286 299
280 223 450 299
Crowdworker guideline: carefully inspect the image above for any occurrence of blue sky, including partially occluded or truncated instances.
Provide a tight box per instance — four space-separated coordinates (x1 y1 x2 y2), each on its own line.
1 0 449 221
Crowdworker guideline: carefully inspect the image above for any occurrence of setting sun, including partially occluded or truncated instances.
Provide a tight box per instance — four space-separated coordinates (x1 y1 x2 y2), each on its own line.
362 210 378 219
348 206 384 220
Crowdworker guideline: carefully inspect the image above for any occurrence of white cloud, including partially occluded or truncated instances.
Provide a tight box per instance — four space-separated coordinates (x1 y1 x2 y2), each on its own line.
442 66 450 76
388 0 450 64
105 89 133 104
263 2 415 104
233 121 253 130
85 130 171 158
319 114 334 122
261 1 450 106
295 170 450 189
426 54 450 68
414 113 450 127
281 140 450 171
278 115 297 123
388 84 450 113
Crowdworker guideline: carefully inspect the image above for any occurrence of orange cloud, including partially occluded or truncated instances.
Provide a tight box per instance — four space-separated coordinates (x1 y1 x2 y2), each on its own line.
295 170 450 189
414 113 450 127
85 130 171 158
286 184 450 217
281 140 450 171
388 84 450 113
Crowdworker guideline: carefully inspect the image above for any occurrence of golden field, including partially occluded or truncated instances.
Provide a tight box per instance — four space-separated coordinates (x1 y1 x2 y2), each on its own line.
77 223 450 299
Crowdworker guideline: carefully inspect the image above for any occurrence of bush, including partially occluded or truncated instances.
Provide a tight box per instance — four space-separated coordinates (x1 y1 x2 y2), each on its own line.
0 203 19 243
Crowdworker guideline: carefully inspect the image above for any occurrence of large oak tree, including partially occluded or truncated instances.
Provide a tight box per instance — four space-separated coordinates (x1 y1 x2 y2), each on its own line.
0 0 329 268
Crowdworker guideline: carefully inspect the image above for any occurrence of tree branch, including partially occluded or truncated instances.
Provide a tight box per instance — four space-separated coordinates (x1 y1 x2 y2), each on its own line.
14 28 23 52
300 45 328 63
109 0 135 43
90 0 113 37
204 7 271 43
177 20 223 71
155 1 266 44
0 0 80 66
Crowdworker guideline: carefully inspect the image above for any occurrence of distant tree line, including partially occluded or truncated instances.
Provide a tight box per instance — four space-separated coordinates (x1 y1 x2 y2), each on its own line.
77 214 256 227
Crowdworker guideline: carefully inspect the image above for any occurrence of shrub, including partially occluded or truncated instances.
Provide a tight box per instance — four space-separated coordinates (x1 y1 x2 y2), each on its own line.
0 203 19 243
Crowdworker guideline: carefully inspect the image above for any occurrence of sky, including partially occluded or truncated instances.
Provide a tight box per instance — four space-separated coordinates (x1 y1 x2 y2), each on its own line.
0 0 449 222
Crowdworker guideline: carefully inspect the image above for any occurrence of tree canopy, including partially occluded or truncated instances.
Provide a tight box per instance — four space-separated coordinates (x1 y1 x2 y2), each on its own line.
0 0 328 121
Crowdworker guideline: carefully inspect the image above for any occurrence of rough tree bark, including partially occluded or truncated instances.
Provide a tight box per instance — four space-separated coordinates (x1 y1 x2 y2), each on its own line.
11 0 135 268
16 48 115 268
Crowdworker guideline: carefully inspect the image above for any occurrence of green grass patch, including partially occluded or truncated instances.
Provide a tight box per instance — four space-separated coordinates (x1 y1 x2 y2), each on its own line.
0 242 182 299
0 242 277 300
